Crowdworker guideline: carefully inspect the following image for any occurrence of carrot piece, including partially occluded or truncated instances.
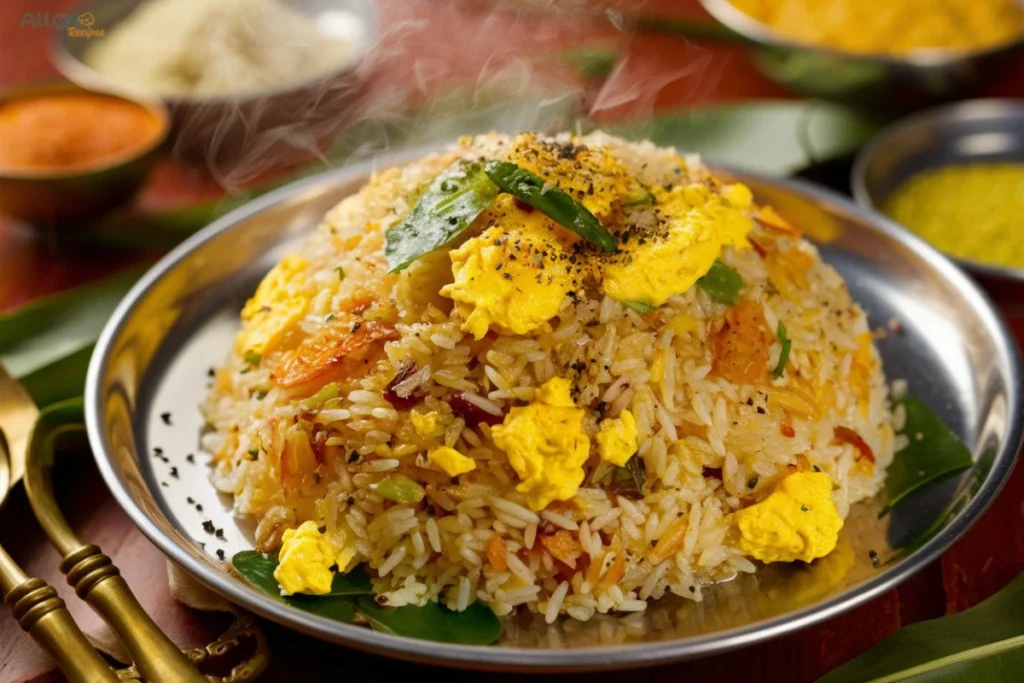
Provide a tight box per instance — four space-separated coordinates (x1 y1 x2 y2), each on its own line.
487 536 508 572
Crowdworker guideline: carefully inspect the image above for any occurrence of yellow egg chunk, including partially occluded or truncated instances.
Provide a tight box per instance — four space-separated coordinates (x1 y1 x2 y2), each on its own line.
601 183 753 307
506 133 645 219
237 254 309 355
428 446 477 477
734 472 843 563
596 410 638 466
440 198 576 340
411 411 445 438
491 377 590 511
273 521 336 595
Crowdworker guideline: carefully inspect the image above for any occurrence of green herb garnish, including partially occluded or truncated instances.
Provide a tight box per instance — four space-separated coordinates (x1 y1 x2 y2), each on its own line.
881 396 973 515
697 260 744 305
335 266 345 281
372 475 426 504
607 455 646 499
356 596 503 645
622 300 657 315
483 160 618 253
385 160 499 272
773 321 791 379
231 551 502 644
243 350 261 367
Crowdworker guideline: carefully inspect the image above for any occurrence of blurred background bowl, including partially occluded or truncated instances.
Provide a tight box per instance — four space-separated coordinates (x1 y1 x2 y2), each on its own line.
851 99 1024 303
53 0 377 166
699 0 1024 111
0 81 169 223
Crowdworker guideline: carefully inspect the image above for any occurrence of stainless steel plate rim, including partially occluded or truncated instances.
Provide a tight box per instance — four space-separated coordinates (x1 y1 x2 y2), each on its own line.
851 98 1024 286
86 150 1024 670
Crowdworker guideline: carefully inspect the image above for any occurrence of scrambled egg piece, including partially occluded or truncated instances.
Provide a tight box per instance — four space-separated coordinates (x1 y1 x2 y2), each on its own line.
237 255 309 355
411 410 445 438
273 521 336 595
506 133 645 219
491 378 590 511
440 197 575 339
595 410 638 466
428 446 477 477
735 472 843 563
602 182 753 307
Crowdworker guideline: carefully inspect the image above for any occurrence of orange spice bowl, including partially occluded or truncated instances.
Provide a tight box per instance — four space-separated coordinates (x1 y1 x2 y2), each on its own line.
0 81 169 224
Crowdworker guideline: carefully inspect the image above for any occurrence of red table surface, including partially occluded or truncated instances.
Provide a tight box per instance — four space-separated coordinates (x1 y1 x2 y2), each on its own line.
1 1 1023 681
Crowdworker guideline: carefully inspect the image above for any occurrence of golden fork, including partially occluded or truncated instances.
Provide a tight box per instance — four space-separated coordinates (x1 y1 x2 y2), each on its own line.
0 364 208 682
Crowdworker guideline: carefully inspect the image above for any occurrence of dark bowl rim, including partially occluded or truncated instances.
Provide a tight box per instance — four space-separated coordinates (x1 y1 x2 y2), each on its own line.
0 80 169 181
50 0 378 108
850 97 1024 286
699 0 1024 66
85 147 1024 671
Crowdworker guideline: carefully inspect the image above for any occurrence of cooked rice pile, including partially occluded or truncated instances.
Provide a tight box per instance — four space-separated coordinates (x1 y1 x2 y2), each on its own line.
204 132 895 622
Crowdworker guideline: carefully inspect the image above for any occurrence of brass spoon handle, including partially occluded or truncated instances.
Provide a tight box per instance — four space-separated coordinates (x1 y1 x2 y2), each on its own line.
24 414 205 683
0 553 121 683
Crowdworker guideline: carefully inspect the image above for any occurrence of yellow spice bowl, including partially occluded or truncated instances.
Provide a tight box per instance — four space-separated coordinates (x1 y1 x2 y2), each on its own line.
0 81 169 224
852 99 1024 304
699 0 1024 111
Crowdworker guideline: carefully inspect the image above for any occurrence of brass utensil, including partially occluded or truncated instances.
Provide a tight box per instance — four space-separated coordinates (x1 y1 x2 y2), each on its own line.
20 395 206 683
0 367 120 682
1 364 206 681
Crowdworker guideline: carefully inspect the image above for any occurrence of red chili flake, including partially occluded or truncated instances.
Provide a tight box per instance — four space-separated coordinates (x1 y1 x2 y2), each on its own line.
834 426 875 463
382 363 421 410
445 393 507 427
781 424 796 438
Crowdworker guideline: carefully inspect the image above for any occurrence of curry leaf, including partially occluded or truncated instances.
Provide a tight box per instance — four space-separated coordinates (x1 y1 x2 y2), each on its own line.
816 573 1024 682
232 551 503 643
232 551 372 597
356 596 503 645
881 396 973 515
0 266 146 383
484 161 619 253
773 321 791 379
385 160 500 272
697 259 744 305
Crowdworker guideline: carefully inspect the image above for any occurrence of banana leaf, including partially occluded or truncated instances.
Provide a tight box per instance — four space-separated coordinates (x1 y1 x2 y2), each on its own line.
816 573 1024 682
0 266 146 405
604 101 879 176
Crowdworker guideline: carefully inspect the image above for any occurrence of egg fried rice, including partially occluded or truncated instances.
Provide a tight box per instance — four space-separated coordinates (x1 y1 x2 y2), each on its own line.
203 132 895 622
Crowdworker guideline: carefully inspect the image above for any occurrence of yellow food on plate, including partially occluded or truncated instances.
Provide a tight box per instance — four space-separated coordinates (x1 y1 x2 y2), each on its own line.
601 183 752 307
883 163 1024 270
237 254 309 355
205 131 895 623
490 378 590 511
734 472 844 563
273 521 336 595
729 0 1024 55
595 410 638 466
428 446 477 477
440 197 577 339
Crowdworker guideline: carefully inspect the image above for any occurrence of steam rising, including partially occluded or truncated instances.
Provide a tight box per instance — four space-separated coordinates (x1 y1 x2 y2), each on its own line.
156 0 715 192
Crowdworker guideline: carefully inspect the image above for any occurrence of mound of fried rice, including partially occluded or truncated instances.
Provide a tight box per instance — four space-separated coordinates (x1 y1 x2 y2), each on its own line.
203 132 895 623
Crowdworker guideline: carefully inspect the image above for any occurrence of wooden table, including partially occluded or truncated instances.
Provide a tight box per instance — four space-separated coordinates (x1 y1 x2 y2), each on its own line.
2 1 1023 681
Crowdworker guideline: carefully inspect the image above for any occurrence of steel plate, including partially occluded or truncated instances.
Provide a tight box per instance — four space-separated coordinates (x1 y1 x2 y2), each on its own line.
86 146 1023 671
